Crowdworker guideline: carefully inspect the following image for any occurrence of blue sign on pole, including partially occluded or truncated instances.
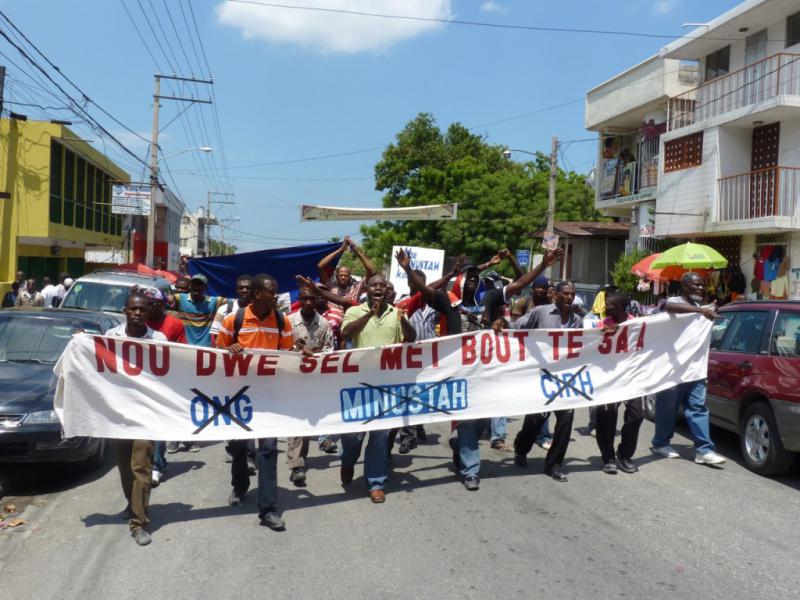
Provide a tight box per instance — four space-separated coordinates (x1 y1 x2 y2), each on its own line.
516 249 530 268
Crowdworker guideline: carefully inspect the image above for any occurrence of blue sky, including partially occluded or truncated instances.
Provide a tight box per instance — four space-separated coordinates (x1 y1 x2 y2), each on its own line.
0 0 738 252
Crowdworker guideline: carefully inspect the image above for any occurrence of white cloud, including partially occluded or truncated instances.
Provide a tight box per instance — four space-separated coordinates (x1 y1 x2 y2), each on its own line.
480 1 506 14
215 0 453 54
653 0 678 15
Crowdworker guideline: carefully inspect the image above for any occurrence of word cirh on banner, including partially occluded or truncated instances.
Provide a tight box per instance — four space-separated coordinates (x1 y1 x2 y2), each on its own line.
54 314 712 442
300 203 458 222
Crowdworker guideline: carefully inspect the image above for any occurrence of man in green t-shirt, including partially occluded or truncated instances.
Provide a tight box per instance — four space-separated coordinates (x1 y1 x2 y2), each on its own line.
340 274 416 504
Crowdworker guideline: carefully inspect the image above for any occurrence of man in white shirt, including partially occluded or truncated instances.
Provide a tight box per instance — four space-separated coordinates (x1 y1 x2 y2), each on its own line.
40 277 56 307
210 274 253 344
105 289 167 546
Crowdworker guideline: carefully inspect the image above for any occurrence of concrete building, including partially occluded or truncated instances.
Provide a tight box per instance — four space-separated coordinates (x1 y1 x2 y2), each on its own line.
587 0 800 297
179 207 216 257
0 118 127 295
128 186 185 270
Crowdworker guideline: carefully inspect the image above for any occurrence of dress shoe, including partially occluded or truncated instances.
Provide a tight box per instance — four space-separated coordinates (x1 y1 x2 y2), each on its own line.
340 465 354 484
616 457 637 474
368 489 386 503
259 511 286 531
602 461 618 475
290 467 307 487
545 466 568 482
514 453 528 467
463 475 480 491
319 439 339 454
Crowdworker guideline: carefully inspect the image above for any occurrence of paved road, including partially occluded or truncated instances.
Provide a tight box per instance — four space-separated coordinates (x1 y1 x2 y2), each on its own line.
1 411 798 600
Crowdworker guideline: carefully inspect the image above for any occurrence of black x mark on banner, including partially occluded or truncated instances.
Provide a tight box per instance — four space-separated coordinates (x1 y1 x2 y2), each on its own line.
190 386 253 434
540 366 594 405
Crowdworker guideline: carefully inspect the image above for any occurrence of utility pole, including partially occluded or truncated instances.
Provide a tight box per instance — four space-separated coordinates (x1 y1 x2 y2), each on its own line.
146 76 160 269
206 191 234 256
548 135 558 278
146 74 213 267
0 66 6 115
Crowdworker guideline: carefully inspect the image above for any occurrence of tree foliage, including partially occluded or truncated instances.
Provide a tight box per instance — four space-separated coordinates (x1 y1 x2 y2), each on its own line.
209 239 237 256
357 113 602 273
611 248 649 293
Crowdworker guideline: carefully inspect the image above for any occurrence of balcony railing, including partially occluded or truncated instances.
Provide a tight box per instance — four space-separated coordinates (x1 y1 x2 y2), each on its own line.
717 166 800 221
668 53 800 131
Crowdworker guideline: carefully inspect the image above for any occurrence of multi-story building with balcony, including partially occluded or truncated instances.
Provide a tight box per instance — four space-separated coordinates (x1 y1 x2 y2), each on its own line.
586 55 697 252
588 0 800 297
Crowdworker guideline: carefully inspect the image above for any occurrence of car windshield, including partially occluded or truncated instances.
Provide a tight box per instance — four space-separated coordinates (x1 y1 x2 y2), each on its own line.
61 281 133 313
0 316 102 364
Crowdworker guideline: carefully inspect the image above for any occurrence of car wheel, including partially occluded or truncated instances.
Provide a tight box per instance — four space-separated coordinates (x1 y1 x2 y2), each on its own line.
82 439 107 471
643 394 656 422
739 402 795 476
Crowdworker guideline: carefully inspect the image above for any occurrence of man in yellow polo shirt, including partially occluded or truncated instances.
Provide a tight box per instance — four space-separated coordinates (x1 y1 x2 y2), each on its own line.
340 274 416 503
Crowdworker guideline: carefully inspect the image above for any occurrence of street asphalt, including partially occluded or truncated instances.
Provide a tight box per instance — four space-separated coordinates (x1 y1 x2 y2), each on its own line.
1 409 798 600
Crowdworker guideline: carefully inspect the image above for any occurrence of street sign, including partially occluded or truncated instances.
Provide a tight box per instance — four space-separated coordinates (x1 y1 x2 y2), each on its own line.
112 184 151 215
516 249 530 268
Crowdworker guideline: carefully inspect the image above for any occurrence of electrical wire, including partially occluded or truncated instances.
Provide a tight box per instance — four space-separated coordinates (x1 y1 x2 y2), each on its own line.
224 0 789 43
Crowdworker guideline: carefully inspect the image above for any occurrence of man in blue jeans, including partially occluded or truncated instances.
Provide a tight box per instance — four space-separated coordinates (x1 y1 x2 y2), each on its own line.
340 274 416 503
651 273 726 466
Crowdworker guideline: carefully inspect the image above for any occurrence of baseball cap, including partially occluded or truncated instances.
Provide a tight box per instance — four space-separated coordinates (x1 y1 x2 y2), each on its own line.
190 274 208 284
143 287 166 302
531 275 549 289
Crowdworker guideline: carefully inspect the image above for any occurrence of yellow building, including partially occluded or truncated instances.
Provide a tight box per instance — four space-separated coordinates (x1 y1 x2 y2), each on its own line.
0 118 128 294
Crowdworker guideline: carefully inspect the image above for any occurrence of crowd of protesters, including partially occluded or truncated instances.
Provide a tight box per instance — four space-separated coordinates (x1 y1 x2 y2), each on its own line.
1 270 74 308
41 237 722 546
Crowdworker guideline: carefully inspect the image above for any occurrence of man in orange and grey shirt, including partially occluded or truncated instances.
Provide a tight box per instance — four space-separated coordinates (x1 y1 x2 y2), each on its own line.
216 273 294 531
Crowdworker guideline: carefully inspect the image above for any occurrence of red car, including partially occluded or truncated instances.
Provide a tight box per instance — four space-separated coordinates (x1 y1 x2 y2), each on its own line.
706 300 800 476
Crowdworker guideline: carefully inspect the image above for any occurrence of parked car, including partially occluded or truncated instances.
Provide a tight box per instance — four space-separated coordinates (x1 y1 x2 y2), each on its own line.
0 308 122 465
646 301 800 476
702 300 800 476
60 269 173 314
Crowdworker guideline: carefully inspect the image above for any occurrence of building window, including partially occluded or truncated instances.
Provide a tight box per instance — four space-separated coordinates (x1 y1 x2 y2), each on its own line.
705 45 730 81
49 141 63 224
664 132 704 172
75 157 85 229
788 11 800 48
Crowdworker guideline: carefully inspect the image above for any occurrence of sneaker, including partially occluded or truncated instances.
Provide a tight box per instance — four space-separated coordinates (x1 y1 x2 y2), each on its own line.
695 451 726 466
490 439 513 453
132 528 151 546
398 439 416 454
228 490 245 506
186 442 200 453
290 467 307 487
616 457 637 474
319 439 339 454
151 469 163 487
463 475 480 491
514 453 528 467
602 461 617 475
651 445 680 459
166 442 180 454
259 511 286 531
537 438 552 451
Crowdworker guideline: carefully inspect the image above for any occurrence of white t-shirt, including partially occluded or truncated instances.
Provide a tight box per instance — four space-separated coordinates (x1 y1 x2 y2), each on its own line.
41 284 57 308
210 298 241 336
105 323 167 341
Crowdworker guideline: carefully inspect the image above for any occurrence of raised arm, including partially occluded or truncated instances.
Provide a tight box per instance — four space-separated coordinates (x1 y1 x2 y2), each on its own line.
500 248 525 279
348 238 376 280
504 248 564 298
317 237 350 287
295 275 356 308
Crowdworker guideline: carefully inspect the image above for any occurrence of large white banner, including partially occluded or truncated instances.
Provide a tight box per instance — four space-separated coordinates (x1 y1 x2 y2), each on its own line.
54 313 711 441
389 245 445 296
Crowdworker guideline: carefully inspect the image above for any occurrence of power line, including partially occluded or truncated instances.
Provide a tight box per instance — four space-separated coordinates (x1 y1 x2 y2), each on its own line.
224 0 787 43
0 9 151 146
0 24 150 170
